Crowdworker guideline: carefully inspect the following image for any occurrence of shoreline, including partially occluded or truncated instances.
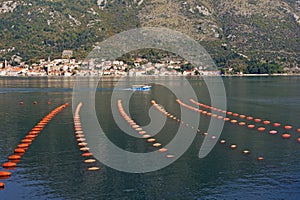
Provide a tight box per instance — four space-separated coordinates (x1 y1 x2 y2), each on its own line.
221 73 300 77
1 73 300 78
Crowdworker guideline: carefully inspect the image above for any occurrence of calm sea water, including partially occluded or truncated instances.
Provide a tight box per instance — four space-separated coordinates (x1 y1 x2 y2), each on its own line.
1 76 300 199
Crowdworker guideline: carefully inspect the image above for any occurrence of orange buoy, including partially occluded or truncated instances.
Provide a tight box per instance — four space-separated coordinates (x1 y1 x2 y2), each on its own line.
246 116 253 120
166 154 175 158
76 134 85 138
129 122 136 126
25 135 36 139
147 138 156 142
257 127 266 132
239 122 246 126
224 118 230 121
142 135 151 139
75 131 84 134
2 162 16 168
74 126 82 130
21 139 32 143
20 101 24 105
33 101 38 105
0 171 11 178
78 142 87 147
138 131 146 135
232 113 239 117
153 143 162 147
77 138 86 142
14 148 25 154
284 125 293 130
88 167 100 171
297 138 300 143
248 124 255 129
227 111 233 115
82 152 93 157
297 128 300 133
28 131 39 135
219 139 226 144
0 182 4 190
243 150 250 154
80 147 90 151
32 127 42 131
263 120 271 125
8 155 21 160
273 123 281 127
211 114 218 118
159 148 168 152
18 143 29 148
230 144 237 149
254 118 261 123
257 157 264 161
239 115 246 118
84 159 96 163
47 101 51 105
282 133 291 139
269 130 278 135
230 119 238 123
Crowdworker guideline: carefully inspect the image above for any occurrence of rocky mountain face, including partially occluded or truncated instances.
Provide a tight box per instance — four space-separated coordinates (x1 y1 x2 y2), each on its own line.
0 0 299 67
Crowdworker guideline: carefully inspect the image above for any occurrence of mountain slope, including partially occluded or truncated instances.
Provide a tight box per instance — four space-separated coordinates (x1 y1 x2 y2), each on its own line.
0 0 299 67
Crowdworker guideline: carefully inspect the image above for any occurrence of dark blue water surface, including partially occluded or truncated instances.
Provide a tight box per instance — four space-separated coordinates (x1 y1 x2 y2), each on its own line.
0 76 300 199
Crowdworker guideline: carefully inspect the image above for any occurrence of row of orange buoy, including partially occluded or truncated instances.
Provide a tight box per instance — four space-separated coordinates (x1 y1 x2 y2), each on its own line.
151 100 261 160
73 103 99 171
175 99 265 161
0 103 69 190
150 100 204 135
180 99 300 141
19 101 51 106
189 99 300 140
217 139 265 160
117 100 174 157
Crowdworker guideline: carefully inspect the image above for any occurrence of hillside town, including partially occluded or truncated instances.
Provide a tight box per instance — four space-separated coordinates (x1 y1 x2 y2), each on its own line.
0 50 220 77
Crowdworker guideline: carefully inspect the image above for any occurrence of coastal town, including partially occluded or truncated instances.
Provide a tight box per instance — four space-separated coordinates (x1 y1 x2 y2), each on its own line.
0 50 220 77
1 50 299 77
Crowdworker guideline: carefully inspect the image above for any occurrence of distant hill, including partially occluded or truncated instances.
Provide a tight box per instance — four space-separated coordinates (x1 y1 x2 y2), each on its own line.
0 0 299 69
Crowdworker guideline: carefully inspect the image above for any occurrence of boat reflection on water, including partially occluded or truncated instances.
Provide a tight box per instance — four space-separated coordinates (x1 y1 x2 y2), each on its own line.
132 85 152 91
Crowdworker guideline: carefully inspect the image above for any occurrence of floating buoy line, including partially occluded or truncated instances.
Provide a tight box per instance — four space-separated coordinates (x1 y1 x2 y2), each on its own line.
0 103 69 190
150 100 203 135
117 100 175 158
189 99 300 140
176 99 300 161
73 102 99 171
151 100 259 160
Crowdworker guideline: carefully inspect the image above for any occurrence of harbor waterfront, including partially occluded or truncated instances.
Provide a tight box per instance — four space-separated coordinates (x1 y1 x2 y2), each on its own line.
1 76 300 199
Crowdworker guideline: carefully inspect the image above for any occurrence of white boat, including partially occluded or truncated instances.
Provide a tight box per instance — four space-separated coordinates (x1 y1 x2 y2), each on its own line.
132 85 152 91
